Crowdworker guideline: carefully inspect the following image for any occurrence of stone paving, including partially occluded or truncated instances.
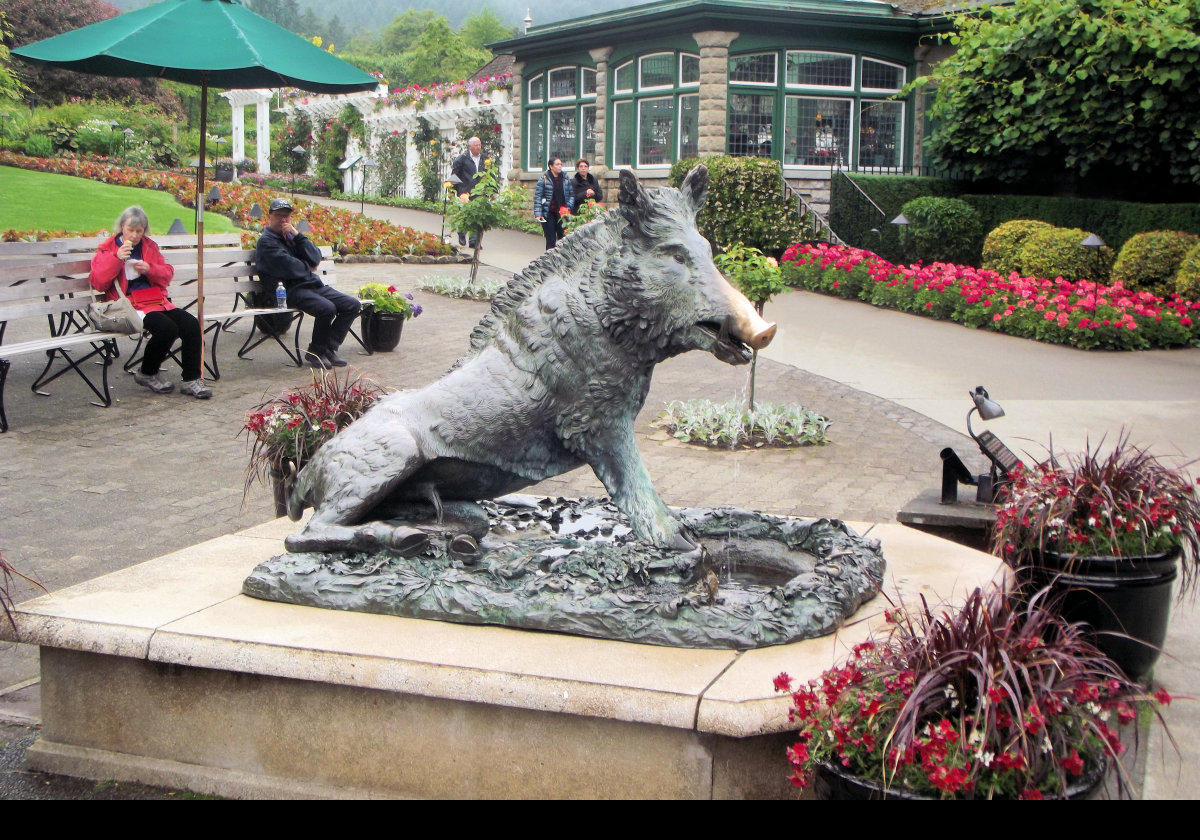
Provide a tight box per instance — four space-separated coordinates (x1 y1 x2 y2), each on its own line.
0 257 981 689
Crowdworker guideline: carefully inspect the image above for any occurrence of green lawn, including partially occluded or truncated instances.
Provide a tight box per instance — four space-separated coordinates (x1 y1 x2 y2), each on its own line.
0 166 238 235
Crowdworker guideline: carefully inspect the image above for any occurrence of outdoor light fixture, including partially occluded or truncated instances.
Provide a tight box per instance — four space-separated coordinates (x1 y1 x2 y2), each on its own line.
290 144 306 200
167 218 187 235
1080 233 1106 248
296 220 313 234
249 203 262 220
939 386 1023 505
360 158 377 214
441 172 463 243
890 214 910 226
207 185 221 203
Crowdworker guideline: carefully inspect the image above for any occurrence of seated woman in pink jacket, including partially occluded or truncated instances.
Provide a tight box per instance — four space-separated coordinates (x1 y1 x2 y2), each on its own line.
90 206 211 399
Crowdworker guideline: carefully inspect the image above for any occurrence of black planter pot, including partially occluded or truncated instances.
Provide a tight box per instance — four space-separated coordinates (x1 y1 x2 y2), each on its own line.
269 461 303 517
1022 548 1179 681
360 311 405 352
815 759 1106 800
214 166 235 183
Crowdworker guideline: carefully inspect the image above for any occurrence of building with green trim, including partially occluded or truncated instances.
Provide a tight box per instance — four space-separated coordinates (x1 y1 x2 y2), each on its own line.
491 0 956 206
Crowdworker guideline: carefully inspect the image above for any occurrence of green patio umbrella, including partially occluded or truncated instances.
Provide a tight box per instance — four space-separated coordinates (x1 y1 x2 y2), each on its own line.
13 0 377 356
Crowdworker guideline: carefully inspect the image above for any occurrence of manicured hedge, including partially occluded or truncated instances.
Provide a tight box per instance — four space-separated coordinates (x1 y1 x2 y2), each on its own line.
668 155 802 254
833 174 1200 259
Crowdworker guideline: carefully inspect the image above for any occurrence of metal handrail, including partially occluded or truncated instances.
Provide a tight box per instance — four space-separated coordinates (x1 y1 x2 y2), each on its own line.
781 177 844 245
832 167 887 227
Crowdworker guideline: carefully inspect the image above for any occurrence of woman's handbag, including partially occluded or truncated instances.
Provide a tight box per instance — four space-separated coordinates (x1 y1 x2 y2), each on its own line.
87 268 144 335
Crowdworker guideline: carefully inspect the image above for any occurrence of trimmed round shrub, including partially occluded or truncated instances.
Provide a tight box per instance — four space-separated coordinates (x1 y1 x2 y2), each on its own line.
1174 242 1200 301
981 219 1054 275
22 134 54 158
1110 230 1200 295
1016 226 1114 282
897 196 983 265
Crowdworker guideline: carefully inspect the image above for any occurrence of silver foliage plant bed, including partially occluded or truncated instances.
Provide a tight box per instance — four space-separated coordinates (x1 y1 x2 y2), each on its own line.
244 495 886 649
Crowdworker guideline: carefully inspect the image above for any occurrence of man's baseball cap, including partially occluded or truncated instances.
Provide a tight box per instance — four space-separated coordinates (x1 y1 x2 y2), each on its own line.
268 197 294 213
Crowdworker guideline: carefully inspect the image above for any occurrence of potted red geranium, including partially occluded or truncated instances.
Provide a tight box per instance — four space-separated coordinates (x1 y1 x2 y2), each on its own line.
991 434 1200 680
775 585 1171 799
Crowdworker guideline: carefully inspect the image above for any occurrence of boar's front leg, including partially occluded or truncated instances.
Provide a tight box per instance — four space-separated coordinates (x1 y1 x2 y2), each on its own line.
585 426 697 551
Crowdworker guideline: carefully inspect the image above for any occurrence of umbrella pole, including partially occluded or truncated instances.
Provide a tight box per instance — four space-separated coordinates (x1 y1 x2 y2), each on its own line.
196 76 208 381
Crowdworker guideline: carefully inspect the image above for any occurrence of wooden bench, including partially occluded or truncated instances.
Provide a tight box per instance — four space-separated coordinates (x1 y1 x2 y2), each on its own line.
0 258 125 432
122 245 348 379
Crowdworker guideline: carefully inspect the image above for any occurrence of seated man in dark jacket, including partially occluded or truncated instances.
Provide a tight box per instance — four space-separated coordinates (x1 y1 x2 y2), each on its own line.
255 197 359 369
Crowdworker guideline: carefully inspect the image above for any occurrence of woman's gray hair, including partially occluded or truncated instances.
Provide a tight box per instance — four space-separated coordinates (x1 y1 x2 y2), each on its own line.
115 205 150 233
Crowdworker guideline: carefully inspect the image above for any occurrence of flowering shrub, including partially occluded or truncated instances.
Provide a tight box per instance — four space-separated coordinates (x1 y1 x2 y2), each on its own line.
991 433 1200 595
775 586 1171 799
242 370 386 495
782 242 1200 350
562 198 609 235
375 73 513 112
358 283 423 318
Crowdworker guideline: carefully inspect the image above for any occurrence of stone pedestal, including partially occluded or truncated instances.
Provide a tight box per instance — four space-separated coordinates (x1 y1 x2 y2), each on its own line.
2 518 1001 799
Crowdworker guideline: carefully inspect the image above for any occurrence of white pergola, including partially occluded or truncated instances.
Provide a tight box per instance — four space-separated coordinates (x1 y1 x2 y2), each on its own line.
219 88 274 174
280 88 514 196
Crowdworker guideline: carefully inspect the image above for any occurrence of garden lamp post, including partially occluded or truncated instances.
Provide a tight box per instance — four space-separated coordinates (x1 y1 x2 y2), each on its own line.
441 173 462 244
108 120 119 158
360 158 376 214
122 127 134 160
290 144 306 200
938 386 1021 504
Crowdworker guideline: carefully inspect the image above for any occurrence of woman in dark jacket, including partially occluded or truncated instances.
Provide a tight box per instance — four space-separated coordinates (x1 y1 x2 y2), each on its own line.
571 158 603 212
533 157 574 250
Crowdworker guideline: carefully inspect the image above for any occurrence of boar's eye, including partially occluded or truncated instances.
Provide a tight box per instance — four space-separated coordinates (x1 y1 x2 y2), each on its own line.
673 253 687 264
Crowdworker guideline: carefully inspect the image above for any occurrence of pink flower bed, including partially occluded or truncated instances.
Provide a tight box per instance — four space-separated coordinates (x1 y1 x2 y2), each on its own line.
782 242 1200 350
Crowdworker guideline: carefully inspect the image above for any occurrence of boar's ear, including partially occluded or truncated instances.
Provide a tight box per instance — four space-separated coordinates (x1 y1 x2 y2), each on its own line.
680 164 708 214
618 168 653 229
618 168 649 211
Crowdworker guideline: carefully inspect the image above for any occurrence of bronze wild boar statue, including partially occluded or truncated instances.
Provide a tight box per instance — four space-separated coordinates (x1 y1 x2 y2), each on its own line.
286 166 776 554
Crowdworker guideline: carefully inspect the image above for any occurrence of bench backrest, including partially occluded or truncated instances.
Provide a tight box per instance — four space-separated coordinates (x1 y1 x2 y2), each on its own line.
0 232 245 260
0 258 98 331
164 245 337 311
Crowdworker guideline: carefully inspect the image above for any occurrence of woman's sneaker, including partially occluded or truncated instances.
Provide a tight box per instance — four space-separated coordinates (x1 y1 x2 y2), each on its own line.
134 370 174 393
180 379 213 399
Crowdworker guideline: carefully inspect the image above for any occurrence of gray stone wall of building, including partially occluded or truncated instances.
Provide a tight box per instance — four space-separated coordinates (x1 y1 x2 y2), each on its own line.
589 46 614 178
694 31 738 157
510 60 525 177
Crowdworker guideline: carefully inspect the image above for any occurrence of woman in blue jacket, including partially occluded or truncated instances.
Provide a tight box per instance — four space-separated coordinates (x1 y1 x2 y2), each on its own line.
533 157 574 250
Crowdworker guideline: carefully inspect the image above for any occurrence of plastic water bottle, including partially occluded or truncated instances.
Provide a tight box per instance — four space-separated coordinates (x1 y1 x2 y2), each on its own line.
275 281 287 310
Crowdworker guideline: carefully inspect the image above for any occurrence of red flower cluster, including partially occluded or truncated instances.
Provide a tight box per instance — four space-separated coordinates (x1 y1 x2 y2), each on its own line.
781 242 1200 351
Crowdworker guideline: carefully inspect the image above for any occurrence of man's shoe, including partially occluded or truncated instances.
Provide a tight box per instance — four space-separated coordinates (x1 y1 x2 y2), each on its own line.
304 349 330 369
323 350 348 368
134 370 174 393
180 379 213 399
